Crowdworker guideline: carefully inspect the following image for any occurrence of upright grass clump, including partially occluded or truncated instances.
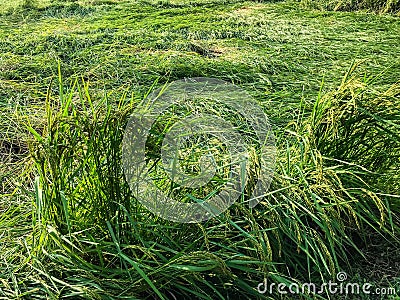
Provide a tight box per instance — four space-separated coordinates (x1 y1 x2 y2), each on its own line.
309 63 400 199
255 65 400 282
27 77 286 299
25 65 399 299
29 78 136 237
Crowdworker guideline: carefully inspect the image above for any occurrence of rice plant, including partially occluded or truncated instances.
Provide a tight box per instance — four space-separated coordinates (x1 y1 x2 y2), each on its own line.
9 64 396 299
1 0 399 298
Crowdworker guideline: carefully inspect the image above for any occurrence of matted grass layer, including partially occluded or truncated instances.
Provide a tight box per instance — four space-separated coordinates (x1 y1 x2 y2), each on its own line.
300 0 400 13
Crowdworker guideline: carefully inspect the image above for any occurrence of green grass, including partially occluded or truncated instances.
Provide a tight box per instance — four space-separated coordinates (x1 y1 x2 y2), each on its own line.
300 0 400 13
1 0 399 299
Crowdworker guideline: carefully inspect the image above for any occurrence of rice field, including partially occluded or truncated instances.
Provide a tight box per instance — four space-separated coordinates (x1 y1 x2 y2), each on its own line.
0 0 399 299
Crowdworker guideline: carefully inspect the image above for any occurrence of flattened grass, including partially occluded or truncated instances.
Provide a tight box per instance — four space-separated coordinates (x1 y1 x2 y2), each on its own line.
300 0 400 13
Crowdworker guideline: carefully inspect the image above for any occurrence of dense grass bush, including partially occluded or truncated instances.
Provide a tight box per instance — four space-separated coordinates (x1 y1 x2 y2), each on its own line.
300 0 400 13
12 65 397 299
